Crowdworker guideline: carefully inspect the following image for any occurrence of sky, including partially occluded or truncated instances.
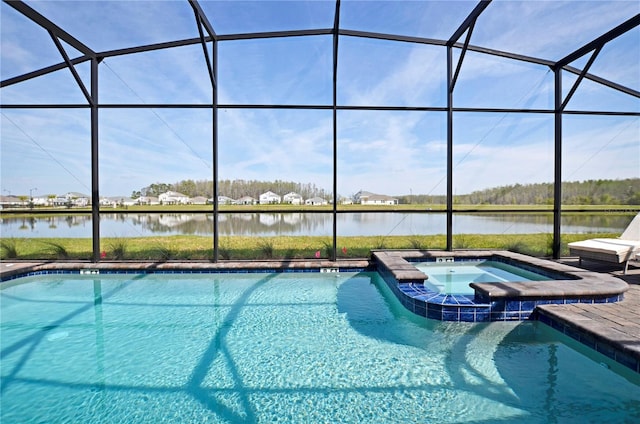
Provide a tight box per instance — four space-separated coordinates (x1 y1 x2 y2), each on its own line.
1 0 638 199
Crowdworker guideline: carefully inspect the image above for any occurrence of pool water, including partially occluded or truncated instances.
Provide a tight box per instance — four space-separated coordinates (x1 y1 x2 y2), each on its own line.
417 260 551 295
1 272 639 423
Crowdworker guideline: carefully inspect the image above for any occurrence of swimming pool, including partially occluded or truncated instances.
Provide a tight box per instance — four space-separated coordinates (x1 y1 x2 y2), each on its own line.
417 260 550 295
2 271 639 423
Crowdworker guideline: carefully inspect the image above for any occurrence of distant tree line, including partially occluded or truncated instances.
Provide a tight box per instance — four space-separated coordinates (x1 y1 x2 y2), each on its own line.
132 178 639 205
132 179 330 201
397 178 640 205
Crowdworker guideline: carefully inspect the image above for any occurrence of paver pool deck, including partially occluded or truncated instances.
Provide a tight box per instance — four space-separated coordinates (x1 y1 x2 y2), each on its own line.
2 256 639 372
536 258 640 372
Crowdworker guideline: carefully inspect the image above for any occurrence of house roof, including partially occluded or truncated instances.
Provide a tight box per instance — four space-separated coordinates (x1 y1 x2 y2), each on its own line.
162 191 188 197
365 194 397 201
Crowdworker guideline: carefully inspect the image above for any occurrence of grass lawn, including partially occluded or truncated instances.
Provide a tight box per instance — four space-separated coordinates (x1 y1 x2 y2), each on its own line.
0 233 618 261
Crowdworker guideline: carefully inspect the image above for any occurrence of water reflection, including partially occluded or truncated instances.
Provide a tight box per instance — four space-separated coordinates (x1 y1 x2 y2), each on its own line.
0 212 631 238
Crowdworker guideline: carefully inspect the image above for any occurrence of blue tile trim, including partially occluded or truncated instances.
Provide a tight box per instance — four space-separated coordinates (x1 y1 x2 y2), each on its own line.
537 311 640 374
1 267 368 282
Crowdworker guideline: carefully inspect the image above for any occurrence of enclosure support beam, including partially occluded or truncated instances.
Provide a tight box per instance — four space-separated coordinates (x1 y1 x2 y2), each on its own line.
91 57 100 262
450 20 475 93
4 0 96 58
553 69 563 259
188 8 219 262
447 0 491 47
555 14 640 69
212 40 219 262
189 0 217 89
446 46 454 251
447 1 490 93
331 0 341 261
443 0 491 251
186 1 220 261
560 47 601 111
188 0 217 41
193 12 217 89
49 31 93 105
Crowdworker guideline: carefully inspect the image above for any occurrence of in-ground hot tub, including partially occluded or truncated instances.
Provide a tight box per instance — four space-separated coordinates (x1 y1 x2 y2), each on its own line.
373 250 628 322
416 259 559 295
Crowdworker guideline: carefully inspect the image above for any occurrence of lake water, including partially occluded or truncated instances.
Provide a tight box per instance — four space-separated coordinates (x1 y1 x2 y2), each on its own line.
0 212 631 238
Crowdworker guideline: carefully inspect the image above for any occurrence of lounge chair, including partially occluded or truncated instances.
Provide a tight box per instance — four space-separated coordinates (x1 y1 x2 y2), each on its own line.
568 212 640 274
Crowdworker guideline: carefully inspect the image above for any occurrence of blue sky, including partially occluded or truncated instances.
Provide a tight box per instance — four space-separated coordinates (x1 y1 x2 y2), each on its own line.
1 1 638 199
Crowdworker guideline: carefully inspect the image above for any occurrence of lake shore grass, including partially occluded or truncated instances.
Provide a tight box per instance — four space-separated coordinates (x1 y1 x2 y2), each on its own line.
0 233 618 261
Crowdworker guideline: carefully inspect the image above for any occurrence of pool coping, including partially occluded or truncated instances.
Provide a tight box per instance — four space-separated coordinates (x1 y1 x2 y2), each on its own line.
0 259 372 281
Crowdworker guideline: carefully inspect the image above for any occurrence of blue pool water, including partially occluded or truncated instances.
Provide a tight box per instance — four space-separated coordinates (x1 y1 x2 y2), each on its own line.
417 260 551 295
1 271 639 423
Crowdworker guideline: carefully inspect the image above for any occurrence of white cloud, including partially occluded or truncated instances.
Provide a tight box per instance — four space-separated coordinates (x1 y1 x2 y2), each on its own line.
218 109 333 185
474 1 639 60
338 39 445 107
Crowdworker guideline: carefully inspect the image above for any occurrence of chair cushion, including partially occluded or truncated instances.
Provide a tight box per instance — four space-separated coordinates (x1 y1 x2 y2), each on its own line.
568 238 640 255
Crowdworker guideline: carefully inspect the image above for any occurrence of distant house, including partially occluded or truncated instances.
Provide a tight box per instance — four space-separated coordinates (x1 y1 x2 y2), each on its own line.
260 191 281 205
0 195 22 208
355 190 398 205
361 194 398 205
283 192 303 205
31 196 49 206
52 196 69 207
137 196 160 205
190 196 208 205
237 196 257 205
218 196 236 205
305 197 328 206
159 191 189 205
353 190 373 203
100 196 135 207
64 192 90 207
99 197 118 207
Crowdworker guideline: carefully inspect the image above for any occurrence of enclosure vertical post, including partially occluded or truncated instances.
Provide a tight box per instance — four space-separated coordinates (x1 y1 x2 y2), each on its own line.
553 68 563 258
91 57 100 261
331 0 341 261
212 40 219 262
446 46 454 251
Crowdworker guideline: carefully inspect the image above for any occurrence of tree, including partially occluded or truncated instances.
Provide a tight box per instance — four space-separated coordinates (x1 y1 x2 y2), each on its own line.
143 183 172 196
